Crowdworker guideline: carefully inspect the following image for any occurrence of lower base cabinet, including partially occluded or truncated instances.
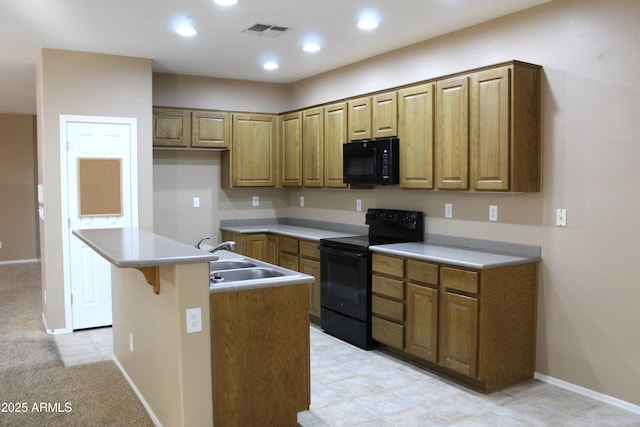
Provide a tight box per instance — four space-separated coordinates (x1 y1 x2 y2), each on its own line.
372 252 537 393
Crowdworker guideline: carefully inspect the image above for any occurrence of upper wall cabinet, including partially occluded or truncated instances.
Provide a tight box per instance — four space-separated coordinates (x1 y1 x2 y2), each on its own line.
221 113 277 187
153 108 191 147
324 102 348 188
192 111 230 149
280 112 303 187
398 83 435 189
302 107 324 188
348 92 398 141
470 63 540 192
153 108 230 149
435 76 470 190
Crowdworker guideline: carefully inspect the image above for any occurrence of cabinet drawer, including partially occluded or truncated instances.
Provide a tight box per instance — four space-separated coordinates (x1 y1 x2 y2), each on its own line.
279 252 299 270
372 275 404 300
372 253 404 277
441 267 479 294
372 295 404 322
406 259 439 285
279 236 298 254
372 316 404 349
299 239 319 259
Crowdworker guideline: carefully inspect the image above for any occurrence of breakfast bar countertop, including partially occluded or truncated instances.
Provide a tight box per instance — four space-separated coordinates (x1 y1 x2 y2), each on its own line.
73 227 219 268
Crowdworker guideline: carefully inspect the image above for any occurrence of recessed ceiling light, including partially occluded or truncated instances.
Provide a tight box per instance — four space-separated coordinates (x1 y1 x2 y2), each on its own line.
174 16 197 37
303 42 321 53
214 0 238 5
263 61 279 71
357 17 379 31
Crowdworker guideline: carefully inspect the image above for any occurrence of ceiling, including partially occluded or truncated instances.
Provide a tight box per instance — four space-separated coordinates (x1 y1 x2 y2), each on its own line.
1 0 551 114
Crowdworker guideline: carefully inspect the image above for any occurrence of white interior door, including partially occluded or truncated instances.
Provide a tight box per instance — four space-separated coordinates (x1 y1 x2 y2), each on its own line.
63 117 138 330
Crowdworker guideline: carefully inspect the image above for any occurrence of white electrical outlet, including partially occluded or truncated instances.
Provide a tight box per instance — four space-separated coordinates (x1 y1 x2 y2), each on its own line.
252 196 260 207
186 307 203 333
445 203 453 219
129 333 134 352
356 199 362 212
193 197 200 208
556 209 567 227
489 205 498 222
300 196 305 207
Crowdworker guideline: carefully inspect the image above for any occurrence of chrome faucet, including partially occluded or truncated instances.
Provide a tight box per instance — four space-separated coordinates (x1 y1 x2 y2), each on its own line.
194 237 211 249
208 240 236 253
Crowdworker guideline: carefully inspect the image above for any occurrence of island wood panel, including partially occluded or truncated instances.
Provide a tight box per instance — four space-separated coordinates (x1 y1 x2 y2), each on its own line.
477 262 538 390
210 284 310 427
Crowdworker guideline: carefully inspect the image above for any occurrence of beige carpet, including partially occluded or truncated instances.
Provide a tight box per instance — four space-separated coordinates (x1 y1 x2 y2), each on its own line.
0 262 153 427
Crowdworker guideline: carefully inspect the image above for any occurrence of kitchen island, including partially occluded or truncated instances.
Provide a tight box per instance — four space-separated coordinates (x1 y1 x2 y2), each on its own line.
73 228 314 427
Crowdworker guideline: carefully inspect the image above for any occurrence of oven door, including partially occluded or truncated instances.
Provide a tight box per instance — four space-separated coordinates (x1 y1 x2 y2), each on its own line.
319 243 371 321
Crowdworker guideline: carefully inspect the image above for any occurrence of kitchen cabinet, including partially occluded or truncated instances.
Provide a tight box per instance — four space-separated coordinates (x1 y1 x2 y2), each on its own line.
192 111 230 149
280 112 303 187
348 97 372 141
371 251 538 393
278 236 299 271
299 240 321 323
470 62 541 192
323 102 348 188
398 83 435 189
302 108 324 187
219 231 277 264
222 113 277 187
372 91 398 139
371 253 405 349
153 108 191 147
153 108 230 149
435 76 469 190
348 92 398 141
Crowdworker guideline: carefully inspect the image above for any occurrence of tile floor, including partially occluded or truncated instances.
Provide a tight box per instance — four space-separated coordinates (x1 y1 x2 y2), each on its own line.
54 325 640 426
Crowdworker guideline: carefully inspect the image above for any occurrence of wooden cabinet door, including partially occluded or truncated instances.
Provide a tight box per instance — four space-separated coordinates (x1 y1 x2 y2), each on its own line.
398 83 435 189
245 233 269 262
372 91 397 138
232 113 277 187
435 76 469 190
300 257 321 320
323 102 348 188
348 97 372 141
439 291 478 377
265 234 279 265
470 66 510 191
405 283 438 362
153 108 190 147
192 111 230 148
302 108 324 187
281 112 303 187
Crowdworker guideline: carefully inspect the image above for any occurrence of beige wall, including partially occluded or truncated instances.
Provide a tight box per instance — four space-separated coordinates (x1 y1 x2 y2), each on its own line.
0 114 39 262
151 0 640 407
37 49 153 331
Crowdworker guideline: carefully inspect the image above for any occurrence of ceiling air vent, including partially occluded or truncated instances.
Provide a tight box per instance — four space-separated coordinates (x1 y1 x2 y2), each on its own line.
241 23 289 38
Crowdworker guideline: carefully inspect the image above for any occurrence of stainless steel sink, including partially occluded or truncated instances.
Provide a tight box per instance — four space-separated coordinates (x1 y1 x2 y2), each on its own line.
209 259 256 272
210 267 285 284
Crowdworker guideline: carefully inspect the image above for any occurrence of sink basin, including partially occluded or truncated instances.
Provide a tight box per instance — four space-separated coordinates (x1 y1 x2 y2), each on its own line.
210 267 286 284
209 259 256 272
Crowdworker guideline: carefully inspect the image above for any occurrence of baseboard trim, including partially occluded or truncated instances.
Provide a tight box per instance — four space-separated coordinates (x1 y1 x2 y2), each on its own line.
0 258 40 265
41 313 72 335
534 372 640 415
113 356 162 427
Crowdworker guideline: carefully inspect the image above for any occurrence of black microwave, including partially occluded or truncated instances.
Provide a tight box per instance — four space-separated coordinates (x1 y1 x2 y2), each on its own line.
343 137 399 185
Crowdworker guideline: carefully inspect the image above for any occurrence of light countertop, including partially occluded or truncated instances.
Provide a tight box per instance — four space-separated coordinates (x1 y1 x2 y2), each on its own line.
220 224 354 241
370 242 540 269
73 228 219 268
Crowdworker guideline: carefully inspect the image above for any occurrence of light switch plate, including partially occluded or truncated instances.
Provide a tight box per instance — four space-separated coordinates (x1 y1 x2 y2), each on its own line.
193 197 200 208
252 196 259 207
556 209 567 227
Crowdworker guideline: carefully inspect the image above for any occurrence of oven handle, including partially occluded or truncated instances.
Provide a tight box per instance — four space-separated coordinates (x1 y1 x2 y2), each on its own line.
319 245 368 258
